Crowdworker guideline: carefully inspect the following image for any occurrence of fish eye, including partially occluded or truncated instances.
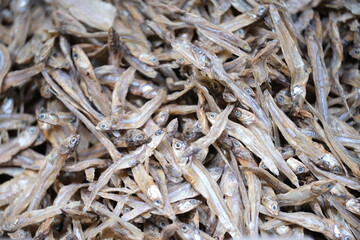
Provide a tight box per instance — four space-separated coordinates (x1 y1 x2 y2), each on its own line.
294 101 299 107
159 221 166 228
246 88 252 94
28 127 36 133
297 167 304 173
193 46 202 54
272 205 277 211
234 110 241 118
155 129 163 136
152 57 158 62
212 82 220 89
209 113 216 119
259 6 266 12
154 199 162 206
72 52 78 59
66 235 75 240
352 48 359 55
99 123 107 129
123 207 130 213
184 130 192 136
332 166 340 173
326 183 333 189
36 134 43 141
135 135 144 141
70 137 78 145
38 113 46 119
237 29 244 34
344 236 351 240
174 141 183 149
190 199 198 204
277 95 284 103
181 225 188 232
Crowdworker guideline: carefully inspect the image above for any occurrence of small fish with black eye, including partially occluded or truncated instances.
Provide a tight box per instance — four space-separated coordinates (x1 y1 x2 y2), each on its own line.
114 129 149 147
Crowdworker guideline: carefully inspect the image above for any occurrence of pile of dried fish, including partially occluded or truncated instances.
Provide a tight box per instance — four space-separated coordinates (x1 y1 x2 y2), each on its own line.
0 0 360 239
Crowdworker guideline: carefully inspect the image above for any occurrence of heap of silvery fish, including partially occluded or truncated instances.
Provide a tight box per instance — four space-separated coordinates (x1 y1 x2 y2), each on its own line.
0 0 359 239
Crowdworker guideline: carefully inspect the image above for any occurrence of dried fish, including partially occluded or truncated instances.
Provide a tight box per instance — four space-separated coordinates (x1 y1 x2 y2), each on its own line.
0 126 39 164
0 43 11 92
172 138 241 238
96 88 166 130
261 185 279 215
277 180 336 207
270 5 310 108
4 134 80 218
0 1 359 239
57 0 116 31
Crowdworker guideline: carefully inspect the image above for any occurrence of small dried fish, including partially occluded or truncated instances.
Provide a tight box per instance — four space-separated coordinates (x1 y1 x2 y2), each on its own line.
261 185 279 215
4 134 80 217
0 1 359 239
0 126 39 164
270 5 310 108
260 206 355 240
277 180 336 207
0 43 11 92
84 129 165 210
172 138 241 239
72 45 111 116
96 88 166 130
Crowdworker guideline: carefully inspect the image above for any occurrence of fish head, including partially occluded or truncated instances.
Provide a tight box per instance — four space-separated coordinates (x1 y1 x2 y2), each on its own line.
147 185 164 208
18 126 40 147
123 129 148 146
233 107 255 125
264 199 279 215
178 223 200 240
96 116 118 131
172 139 189 167
262 188 279 215
205 112 218 124
254 5 268 18
286 157 309 175
311 180 337 194
333 224 355 240
320 153 344 175
175 199 201 213
345 198 360 217
59 134 81 154
139 53 159 66
71 45 91 72
37 112 59 125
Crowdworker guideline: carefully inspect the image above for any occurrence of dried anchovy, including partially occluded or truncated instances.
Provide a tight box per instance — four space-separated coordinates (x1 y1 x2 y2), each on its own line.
0 0 359 240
